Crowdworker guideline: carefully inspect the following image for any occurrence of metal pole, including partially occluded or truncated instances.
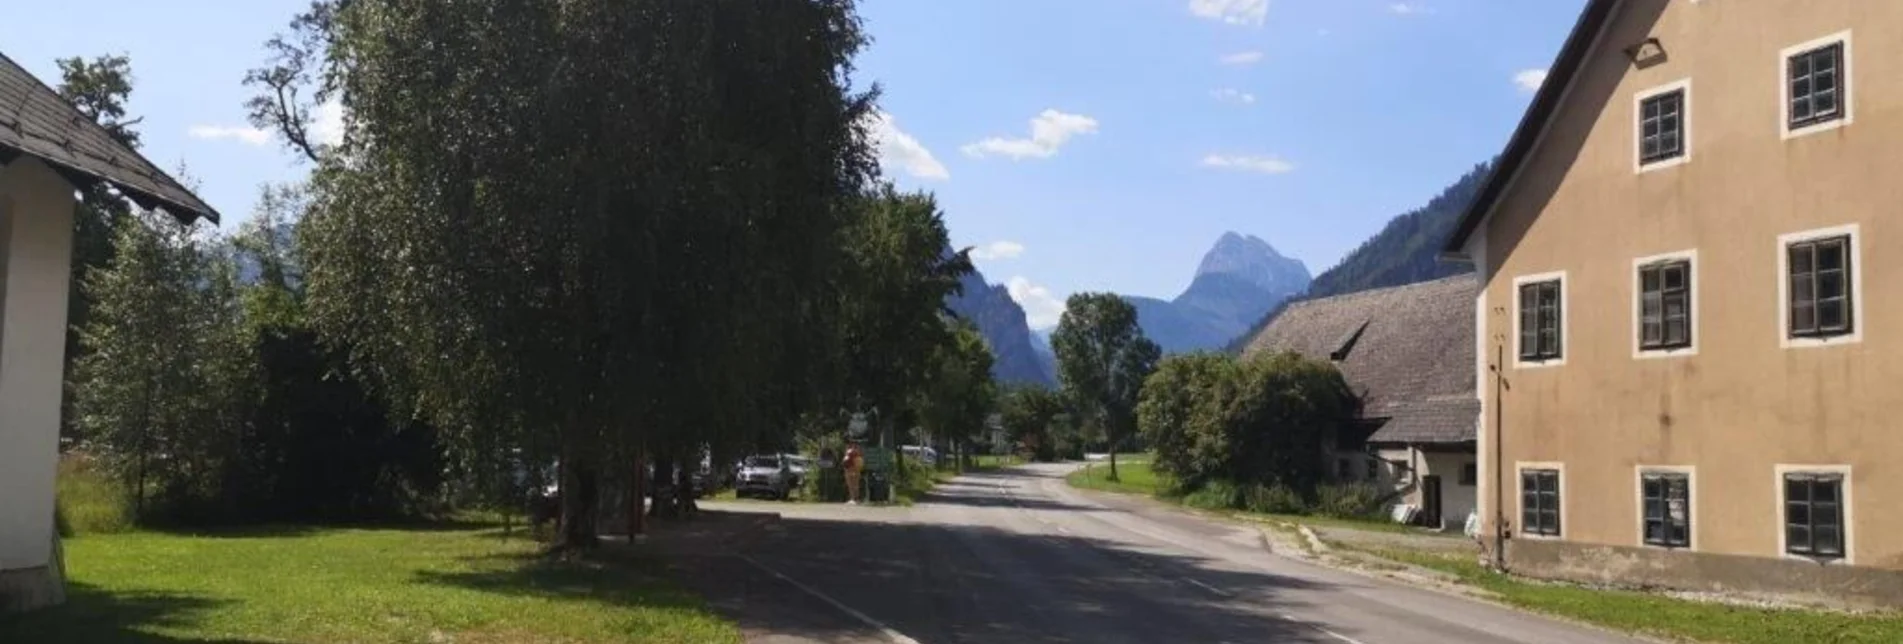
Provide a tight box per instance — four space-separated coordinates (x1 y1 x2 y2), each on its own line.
1492 343 1506 571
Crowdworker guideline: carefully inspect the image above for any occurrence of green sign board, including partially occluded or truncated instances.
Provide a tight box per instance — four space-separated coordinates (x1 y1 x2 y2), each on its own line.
862 447 893 472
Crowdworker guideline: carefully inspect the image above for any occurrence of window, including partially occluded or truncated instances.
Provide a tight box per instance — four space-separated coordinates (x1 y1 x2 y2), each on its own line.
1639 88 1685 165
1366 458 1381 482
1336 458 1352 480
1642 473 1691 548
1787 236 1852 338
1459 463 1477 486
1518 280 1563 361
1521 469 1561 537
1788 42 1845 130
1639 260 1692 350
1783 473 1844 559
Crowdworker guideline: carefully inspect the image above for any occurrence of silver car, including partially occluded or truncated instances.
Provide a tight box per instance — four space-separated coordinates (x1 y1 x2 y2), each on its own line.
735 454 803 500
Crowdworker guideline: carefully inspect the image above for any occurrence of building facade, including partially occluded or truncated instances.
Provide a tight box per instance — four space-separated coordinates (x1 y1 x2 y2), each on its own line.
1445 0 1903 606
0 52 215 612
1243 275 1478 530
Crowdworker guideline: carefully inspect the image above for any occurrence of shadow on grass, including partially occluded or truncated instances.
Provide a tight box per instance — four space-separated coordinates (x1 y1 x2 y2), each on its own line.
0 582 265 644
411 547 714 614
143 517 513 540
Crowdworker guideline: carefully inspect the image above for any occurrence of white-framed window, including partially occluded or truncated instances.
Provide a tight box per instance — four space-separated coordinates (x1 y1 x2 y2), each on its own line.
1634 79 1691 173
1776 465 1852 564
1636 466 1695 550
1781 31 1853 140
1633 250 1697 359
1512 271 1567 368
1517 462 1565 538
1777 224 1861 348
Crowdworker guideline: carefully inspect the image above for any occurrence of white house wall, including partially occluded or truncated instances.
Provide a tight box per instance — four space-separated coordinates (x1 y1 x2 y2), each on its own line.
0 157 76 587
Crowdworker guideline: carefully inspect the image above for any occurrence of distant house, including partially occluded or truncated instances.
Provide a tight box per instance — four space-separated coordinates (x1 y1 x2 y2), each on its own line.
1442 0 1903 607
1241 274 1477 530
0 52 216 612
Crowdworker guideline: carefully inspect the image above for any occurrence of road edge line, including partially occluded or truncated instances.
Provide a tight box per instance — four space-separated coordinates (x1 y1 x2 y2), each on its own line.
737 554 920 644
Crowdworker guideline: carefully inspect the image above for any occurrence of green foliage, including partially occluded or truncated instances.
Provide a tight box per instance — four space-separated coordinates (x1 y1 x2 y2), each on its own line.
1052 293 1161 479
1181 479 1241 511
1136 351 1355 498
997 385 1067 461
1312 482 1387 519
55 455 134 537
1242 482 1307 515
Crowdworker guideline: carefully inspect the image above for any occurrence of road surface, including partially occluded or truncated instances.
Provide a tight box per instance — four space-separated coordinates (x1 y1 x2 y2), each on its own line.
691 463 1642 644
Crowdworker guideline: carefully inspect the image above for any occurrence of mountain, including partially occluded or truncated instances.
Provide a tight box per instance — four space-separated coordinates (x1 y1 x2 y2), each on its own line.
1127 233 1312 354
947 268 1057 387
1225 161 1491 352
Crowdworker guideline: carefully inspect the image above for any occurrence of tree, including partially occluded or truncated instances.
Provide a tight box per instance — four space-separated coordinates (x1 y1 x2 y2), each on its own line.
1135 351 1355 495
277 0 879 546
910 318 997 468
998 385 1066 461
1136 353 1234 489
836 187 975 456
1051 293 1160 481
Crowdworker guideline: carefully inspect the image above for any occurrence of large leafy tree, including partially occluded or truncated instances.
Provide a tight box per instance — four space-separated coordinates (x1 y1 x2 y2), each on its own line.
1051 293 1160 481
1135 351 1355 493
271 0 877 546
998 384 1067 461
910 318 997 466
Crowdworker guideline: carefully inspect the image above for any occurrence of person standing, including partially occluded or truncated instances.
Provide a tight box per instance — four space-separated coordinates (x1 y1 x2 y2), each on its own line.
843 442 864 505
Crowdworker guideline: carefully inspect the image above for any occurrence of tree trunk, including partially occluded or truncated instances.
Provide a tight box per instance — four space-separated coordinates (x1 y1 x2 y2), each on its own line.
558 455 599 549
648 455 675 518
627 447 647 537
675 464 697 515
1107 418 1120 482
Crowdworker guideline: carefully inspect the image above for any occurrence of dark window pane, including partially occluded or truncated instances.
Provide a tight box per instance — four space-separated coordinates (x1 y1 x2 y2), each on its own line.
1819 270 1844 299
1665 318 1686 345
1641 268 1660 294
1787 478 1811 502
1818 240 1845 271
1819 299 1846 330
1788 525 1812 553
1791 245 1815 275
1815 479 1840 503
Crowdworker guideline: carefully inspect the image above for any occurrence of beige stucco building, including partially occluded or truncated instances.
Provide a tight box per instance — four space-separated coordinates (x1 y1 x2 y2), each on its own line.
1445 0 1903 606
0 52 215 612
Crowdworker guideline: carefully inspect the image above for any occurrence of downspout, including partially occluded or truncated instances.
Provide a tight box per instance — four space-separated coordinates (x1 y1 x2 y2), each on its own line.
1492 342 1507 571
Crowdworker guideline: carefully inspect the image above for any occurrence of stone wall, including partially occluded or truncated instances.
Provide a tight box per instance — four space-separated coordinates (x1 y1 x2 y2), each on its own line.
1506 538 1903 609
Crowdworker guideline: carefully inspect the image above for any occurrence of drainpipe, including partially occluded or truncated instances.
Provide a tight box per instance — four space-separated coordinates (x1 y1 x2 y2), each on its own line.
1492 343 1507 571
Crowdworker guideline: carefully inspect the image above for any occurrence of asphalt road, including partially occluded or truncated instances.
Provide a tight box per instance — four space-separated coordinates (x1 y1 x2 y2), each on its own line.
694 463 1643 644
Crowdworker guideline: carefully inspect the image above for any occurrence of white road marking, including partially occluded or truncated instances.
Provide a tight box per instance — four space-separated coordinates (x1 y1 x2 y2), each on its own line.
1281 613 1368 644
738 554 920 644
1185 578 1233 598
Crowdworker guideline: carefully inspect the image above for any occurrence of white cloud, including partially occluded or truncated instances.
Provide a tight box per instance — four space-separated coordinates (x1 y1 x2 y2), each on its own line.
1201 154 1296 175
1189 0 1269 26
971 240 1026 261
1389 2 1432 15
312 97 345 147
1218 50 1265 66
961 109 1099 160
1006 276 1067 329
1211 88 1257 105
1513 68 1549 94
865 110 949 181
187 124 271 146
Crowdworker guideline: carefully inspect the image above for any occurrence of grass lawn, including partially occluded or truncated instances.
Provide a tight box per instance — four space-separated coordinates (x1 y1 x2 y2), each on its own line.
1356 546 1903 644
1065 461 1168 496
0 525 740 644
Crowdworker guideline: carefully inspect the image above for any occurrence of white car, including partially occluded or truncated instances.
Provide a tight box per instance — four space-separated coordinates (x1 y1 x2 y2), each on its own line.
735 454 805 500
901 445 938 467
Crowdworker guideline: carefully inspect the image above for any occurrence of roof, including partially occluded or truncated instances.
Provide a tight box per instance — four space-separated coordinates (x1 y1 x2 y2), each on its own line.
1440 0 1619 256
0 52 217 223
1241 274 1477 444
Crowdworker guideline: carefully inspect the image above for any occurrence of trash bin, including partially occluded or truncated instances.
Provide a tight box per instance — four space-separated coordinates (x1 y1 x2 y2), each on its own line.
818 467 846 502
867 470 891 503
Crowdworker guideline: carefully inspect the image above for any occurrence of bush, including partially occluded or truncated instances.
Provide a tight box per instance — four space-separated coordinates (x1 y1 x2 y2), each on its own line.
56 454 134 537
1242 483 1307 515
1313 482 1386 519
1181 479 1242 511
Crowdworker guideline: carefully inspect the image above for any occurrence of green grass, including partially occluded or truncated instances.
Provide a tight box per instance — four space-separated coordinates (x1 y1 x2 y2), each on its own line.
1064 461 1168 496
0 526 740 643
1353 547 1903 644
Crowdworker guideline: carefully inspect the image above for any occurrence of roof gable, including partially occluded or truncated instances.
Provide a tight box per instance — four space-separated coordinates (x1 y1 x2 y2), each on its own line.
0 52 217 223
1241 274 1477 443
1440 0 1622 256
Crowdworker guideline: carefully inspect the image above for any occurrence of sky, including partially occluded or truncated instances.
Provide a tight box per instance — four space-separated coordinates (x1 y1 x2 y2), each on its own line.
2 0 1585 329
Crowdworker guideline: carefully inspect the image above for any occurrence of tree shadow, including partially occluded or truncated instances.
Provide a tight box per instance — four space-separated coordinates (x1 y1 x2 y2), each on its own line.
0 582 265 643
665 515 1376 643
921 479 1102 512
143 518 513 540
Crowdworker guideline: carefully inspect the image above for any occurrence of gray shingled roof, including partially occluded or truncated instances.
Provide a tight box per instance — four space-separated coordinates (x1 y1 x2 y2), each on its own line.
0 52 217 223
1242 274 1477 444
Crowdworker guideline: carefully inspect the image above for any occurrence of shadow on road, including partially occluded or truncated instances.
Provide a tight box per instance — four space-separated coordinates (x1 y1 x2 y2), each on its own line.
672 511 1359 644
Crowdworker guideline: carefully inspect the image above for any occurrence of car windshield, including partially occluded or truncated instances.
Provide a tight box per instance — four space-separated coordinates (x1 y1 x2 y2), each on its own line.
744 457 780 469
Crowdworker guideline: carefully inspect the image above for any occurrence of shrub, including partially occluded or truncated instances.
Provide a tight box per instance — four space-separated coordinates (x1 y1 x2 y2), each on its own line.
1313 482 1387 519
1242 483 1308 515
1182 479 1242 511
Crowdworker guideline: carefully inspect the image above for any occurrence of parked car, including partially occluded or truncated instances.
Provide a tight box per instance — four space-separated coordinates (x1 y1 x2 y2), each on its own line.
901 445 939 467
735 454 802 500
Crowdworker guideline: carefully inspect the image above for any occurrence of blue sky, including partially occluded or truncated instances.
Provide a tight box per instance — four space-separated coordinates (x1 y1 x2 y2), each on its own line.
4 0 1583 329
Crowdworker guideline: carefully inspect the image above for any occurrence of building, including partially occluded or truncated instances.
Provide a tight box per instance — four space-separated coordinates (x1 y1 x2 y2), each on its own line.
1443 0 1903 606
0 52 216 612
1241 274 1478 530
